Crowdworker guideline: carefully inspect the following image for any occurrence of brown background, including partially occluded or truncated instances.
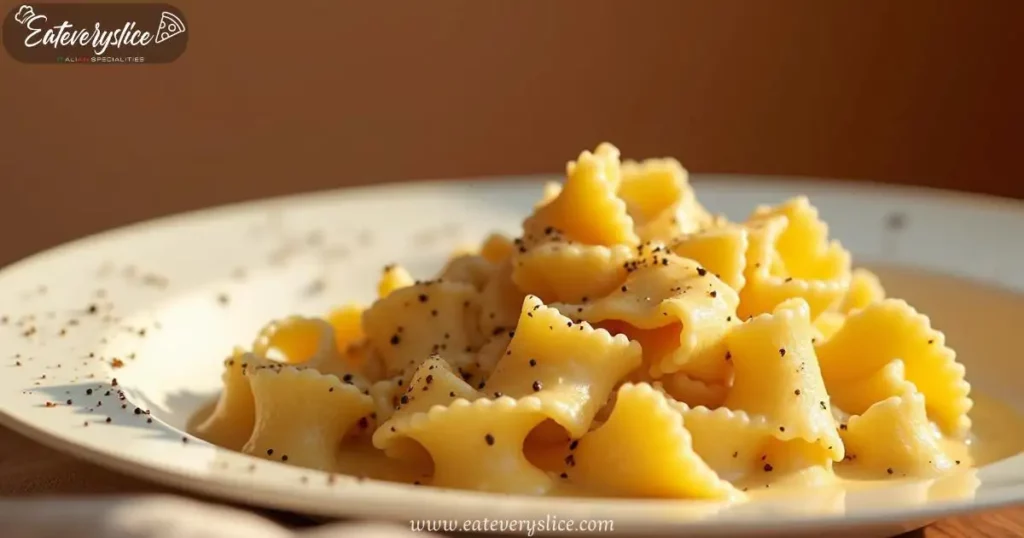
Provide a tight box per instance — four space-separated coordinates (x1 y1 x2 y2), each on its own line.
0 0 1022 267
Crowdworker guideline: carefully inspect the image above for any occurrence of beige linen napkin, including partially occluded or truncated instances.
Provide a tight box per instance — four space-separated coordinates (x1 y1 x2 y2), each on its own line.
0 496 426 538
0 426 429 538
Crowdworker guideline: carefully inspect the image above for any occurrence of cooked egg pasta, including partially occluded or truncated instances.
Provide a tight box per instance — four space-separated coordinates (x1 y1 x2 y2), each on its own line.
815 299 972 438
522 145 638 248
485 295 641 438
618 157 712 241
568 383 740 499
724 299 844 462
840 389 955 478
242 365 374 471
669 225 749 292
511 242 633 305
739 198 852 320
193 141 973 501
658 373 729 409
656 390 833 484
194 349 272 451
252 316 368 384
556 249 738 382
375 396 552 494
362 279 484 377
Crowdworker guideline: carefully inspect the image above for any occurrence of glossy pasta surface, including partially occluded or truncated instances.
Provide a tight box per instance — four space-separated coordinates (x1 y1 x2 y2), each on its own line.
193 143 972 498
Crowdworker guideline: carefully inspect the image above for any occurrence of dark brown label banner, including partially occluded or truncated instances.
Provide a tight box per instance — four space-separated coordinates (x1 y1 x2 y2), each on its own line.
3 3 187 64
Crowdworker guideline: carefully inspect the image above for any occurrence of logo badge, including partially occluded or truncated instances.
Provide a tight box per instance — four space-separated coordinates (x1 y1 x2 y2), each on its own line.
3 3 188 64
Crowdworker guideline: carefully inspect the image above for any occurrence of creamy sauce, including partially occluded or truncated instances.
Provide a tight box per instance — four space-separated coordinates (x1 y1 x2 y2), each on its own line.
188 263 1024 500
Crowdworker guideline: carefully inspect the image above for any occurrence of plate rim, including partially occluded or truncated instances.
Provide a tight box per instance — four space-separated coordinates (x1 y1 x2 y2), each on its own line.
1 174 1022 533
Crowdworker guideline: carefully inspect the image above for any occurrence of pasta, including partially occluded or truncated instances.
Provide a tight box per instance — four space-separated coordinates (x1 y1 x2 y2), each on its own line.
193 142 973 500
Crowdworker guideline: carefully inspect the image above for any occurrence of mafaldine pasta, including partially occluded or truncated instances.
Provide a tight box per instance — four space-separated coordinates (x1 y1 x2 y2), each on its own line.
194 143 973 498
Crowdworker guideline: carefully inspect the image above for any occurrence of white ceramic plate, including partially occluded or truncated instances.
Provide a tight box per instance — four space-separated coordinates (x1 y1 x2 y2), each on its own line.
1 176 1023 537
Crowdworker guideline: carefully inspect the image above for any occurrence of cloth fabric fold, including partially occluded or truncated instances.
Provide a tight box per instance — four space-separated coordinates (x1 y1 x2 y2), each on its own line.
0 426 430 538
0 495 428 538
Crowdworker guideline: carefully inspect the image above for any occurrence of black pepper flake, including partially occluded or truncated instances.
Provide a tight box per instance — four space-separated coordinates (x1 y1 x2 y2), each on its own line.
111 378 118 386
105 417 111 423
328 387 335 392
86 388 93 395
181 436 189 443
724 351 732 361
134 408 142 415
343 373 353 383
532 381 542 392
570 440 579 450
493 391 502 398
887 468 894 475
399 395 409 405
928 339 934 344
431 309 438 317
418 294 429 303
66 399 72 405
564 454 576 467
697 267 707 277
820 401 827 410
763 463 774 472
358 417 369 429
390 334 401 345
732 451 738 458
794 389 801 396
146 418 152 424
779 426 785 432
529 359 537 367
620 285 628 292
485 433 495 446
779 348 786 357
709 290 717 298
839 424 848 430
282 455 289 462
449 391 455 397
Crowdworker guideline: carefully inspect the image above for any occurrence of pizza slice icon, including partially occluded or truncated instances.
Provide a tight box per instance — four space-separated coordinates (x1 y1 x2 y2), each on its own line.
155 11 186 44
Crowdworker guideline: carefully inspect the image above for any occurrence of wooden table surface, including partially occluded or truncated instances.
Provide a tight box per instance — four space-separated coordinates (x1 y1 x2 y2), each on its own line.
0 425 1019 537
